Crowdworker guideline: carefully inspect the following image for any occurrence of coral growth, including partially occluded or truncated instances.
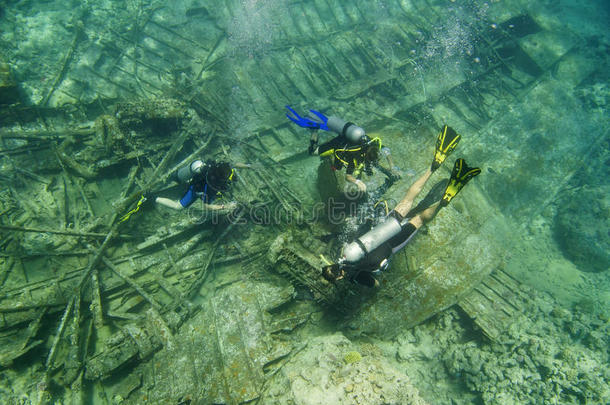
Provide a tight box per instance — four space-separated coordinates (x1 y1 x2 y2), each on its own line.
343 351 362 364
442 295 609 404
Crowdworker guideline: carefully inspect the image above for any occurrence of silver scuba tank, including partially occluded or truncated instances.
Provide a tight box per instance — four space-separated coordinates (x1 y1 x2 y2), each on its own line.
176 160 205 183
327 116 366 143
342 215 403 263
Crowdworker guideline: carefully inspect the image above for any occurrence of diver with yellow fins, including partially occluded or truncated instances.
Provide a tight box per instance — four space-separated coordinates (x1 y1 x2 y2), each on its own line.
322 125 481 287
285 106 401 193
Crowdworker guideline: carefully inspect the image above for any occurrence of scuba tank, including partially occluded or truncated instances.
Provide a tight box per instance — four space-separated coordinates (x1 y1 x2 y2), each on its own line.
327 116 366 143
175 160 205 183
342 215 402 264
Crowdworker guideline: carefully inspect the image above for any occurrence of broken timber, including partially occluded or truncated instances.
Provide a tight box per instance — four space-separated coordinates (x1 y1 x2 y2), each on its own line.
458 268 529 342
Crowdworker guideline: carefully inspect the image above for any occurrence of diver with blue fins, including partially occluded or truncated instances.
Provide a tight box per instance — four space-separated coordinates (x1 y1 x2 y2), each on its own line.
151 159 238 211
321 125 481 287
285 106 401 193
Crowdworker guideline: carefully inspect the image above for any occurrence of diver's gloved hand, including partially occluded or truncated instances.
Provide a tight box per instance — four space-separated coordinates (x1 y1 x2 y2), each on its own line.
285 106 329 130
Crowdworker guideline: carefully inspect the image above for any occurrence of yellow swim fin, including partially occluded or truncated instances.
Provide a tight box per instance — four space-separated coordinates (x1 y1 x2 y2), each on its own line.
441 158 481 206
432 125 461 171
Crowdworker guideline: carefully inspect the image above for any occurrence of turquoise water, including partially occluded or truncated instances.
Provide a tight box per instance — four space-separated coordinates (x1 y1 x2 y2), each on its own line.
0 0 608 404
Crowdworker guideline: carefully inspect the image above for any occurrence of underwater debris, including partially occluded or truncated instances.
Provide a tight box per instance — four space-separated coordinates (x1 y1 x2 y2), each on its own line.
0 59 19 105
0 91 313 402
268 229 351 308
458 268 530 342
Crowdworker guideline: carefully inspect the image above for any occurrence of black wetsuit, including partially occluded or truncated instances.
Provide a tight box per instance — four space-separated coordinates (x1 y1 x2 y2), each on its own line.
316 135 350 155
314 135 376 175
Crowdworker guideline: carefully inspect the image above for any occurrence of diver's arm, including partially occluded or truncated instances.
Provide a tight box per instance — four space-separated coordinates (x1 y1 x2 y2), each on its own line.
381 147 401 179
204 203 224 210
346 173 367 192
204 202 237 211
385 152 395 169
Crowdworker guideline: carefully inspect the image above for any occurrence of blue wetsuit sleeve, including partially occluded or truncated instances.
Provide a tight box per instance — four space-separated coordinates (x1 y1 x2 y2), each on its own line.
180 185 197 207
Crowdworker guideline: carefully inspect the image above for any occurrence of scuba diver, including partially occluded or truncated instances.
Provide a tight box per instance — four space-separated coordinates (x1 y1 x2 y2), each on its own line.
285 106 400 193
322 125 481 288
150 159 238 211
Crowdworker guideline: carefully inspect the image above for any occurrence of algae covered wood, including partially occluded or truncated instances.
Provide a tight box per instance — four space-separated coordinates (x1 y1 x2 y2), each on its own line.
134 278 296 403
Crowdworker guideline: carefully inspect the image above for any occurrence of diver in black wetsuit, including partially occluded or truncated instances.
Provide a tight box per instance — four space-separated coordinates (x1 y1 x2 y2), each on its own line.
285 106 401 193
322 125 481 287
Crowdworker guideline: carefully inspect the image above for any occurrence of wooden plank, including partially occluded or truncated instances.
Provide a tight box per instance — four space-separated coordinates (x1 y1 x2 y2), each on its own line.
459 295 501 340
474 282 515 318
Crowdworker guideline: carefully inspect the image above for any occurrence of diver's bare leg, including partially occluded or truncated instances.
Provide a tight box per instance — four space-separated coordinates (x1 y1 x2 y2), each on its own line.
155 197 184 210
408 202 441 229
393 168 433 218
